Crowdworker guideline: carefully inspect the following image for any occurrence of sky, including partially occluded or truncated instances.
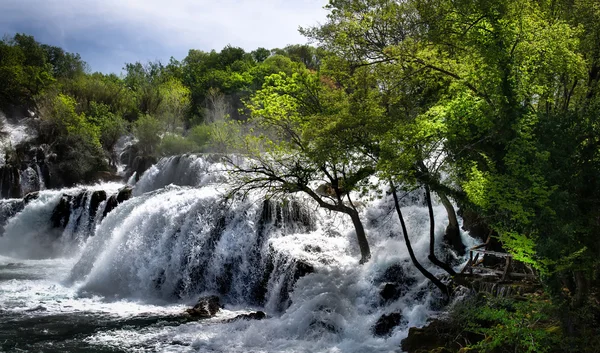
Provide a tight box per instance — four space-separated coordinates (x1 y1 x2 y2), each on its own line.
0 0 329 74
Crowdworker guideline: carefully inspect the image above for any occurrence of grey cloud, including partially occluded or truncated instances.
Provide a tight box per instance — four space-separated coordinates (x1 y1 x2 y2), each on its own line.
0 0 327 73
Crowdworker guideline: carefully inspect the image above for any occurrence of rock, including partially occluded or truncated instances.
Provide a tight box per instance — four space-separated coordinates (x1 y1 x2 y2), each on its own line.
131 155 157 181
380 283 402 303
185 295 221 318
225 311 266 322
23 191 39 204
401 319 484 353
378 263 417 295
102 195 118 217
116 187 133 203
372 312 403 337
51 194 73 228
89 190 107 220
102 187 133 218
0 165 22 199
293 260 315 281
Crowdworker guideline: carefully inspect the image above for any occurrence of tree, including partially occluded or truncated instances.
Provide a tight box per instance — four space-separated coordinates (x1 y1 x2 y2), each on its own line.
228 67 383 263
133 114 162 156
157 78 191 132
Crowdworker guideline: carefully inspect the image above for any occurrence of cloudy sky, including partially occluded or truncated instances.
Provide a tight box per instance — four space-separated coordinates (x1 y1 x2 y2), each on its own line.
0 0 328 74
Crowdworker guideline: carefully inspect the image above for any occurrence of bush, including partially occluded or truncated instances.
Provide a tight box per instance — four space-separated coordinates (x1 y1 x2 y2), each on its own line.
187 124 211 151
449 294 561 353
158 134 197 156
134 114 161 156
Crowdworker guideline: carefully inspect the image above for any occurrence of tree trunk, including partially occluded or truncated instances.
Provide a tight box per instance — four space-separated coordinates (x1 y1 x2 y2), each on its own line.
301 185 371 264
424 185 457 276
349 209 371 264
573 270 589 308
438 192 465 256
391 182 449 297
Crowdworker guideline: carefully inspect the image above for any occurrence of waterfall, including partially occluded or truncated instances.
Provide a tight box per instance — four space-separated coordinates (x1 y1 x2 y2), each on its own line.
0 183 124 259
0 154 475 351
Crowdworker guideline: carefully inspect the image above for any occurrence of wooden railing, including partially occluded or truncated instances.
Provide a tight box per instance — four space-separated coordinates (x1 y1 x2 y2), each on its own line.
460 239 537 281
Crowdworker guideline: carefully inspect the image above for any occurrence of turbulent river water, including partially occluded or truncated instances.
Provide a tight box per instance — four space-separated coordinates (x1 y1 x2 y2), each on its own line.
0 155 476 353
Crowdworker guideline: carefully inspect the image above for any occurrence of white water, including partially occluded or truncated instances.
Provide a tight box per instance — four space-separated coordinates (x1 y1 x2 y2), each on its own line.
0 111 35 162
0 154 474 352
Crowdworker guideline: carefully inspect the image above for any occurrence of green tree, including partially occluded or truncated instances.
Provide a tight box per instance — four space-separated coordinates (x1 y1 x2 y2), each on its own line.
133 114 162 156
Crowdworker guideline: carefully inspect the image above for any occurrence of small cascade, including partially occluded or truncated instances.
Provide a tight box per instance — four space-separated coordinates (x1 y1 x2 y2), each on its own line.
0 183 124 258
133 154 229 195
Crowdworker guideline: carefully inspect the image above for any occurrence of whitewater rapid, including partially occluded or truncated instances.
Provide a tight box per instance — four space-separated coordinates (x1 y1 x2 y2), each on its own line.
0 154 475 352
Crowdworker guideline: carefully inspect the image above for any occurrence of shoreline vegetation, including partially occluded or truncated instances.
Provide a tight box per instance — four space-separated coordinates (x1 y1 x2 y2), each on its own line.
2 0 600 351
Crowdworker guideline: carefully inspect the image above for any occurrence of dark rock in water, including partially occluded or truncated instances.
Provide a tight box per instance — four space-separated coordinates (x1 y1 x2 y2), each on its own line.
277 260 316 311
132 155 157 181
185 295 221 318
23 191 39 204
293 261 315 281
379 263 417 287
102 187 133 218
380 283 402 303
376 263 417 305
116 187 132 203
372 312 403 337
51 194 73 228
0 165 22 199
89 190 107 220
225 311 266 323
103 195 119 217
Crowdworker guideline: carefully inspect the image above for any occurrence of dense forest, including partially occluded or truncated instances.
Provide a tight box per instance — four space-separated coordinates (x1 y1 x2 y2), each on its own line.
1 0 600 351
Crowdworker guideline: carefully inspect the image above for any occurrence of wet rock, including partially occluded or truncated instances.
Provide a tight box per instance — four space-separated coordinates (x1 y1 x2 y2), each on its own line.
89 190 107 220
131 155 157 181
116 187 132 203
102 195 119 217
50 194 73 228
0 165 22 199
294 261 315 281
20 166 40 195
380 283 402 303
185 295 221 318
23 191 39 204
102 187 133 218
379 263 417 287
372 312 403 337
225 311 266 322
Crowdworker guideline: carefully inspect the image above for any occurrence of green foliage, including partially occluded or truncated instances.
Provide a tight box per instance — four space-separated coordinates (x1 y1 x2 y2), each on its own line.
86 101 127 154
158 133 198 156
157 78 191 132
0 33 55 109
133 114 161 156
454 295 560 353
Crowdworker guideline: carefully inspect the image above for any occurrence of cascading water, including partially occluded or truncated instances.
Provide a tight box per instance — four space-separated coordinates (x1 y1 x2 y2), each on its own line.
0 154 476 352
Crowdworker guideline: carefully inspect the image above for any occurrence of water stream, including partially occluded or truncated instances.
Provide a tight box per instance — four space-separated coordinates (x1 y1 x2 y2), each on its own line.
0 154 475 352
